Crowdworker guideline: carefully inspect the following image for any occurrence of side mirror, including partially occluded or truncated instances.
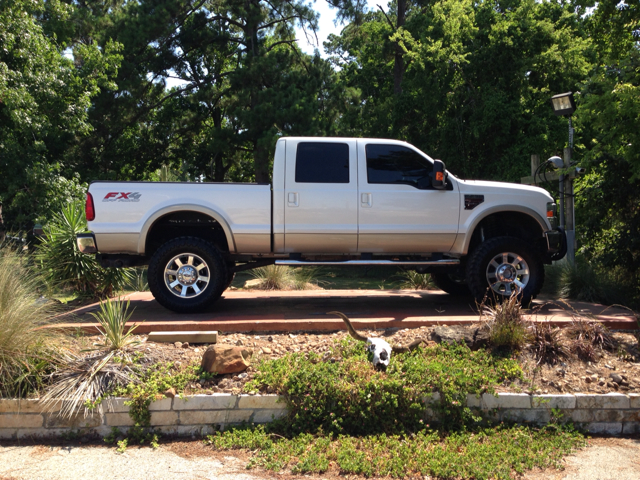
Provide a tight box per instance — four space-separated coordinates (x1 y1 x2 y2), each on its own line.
432 160 447 190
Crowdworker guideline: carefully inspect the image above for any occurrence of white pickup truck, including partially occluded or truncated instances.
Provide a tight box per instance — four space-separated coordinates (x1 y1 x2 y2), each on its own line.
77 137 565 312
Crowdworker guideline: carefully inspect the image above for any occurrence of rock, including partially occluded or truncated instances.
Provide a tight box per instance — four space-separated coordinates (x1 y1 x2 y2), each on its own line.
174 342 183 348
268 336 273 342
585 377 592 384
610 373 623 384
430 325 490 350
163 388 176 398
604 364 615 370
182 342 190 348
235 339 244 346
262 347 272 354
244 279 263 289
201 345 253 375
238 372 248 379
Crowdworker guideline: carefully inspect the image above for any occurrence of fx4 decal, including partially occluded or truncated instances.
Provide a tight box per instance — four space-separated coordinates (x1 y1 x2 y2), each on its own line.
103 192 142 202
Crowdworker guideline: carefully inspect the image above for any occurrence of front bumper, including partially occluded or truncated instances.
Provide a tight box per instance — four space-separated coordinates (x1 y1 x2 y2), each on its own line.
544 228 567 261
76 233 98 254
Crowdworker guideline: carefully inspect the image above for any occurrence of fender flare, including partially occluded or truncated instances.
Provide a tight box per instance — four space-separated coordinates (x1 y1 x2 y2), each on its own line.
459 206 549 255
137 204 237 254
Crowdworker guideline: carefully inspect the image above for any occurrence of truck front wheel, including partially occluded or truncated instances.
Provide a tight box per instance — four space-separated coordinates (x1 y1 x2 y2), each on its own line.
466 236 544 304
148 237 228 313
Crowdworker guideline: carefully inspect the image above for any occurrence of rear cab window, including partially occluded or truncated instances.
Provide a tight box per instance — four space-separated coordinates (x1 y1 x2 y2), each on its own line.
295 142 350 183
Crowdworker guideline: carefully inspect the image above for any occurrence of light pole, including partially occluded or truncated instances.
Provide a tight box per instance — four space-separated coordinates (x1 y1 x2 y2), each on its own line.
550 92 577 264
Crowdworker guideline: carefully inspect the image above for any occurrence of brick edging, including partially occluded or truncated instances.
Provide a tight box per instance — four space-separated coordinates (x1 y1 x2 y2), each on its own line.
0 393 638 439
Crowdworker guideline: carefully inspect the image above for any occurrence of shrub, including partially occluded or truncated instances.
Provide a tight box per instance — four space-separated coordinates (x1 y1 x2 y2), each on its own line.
480 293 529 350
36 201 134 297
0 246 61 397
398 270 434 290
565 315 614 361
249 265 320 290
558 256 634 307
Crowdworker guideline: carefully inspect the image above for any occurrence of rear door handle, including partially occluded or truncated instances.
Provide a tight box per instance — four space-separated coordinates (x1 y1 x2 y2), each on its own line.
361 192 372 208
288 192 299 207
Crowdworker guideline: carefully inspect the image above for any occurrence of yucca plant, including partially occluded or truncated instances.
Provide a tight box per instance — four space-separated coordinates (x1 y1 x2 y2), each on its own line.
0 246 61 397
398 270 434 290
42 298 144 417
36 201 135 298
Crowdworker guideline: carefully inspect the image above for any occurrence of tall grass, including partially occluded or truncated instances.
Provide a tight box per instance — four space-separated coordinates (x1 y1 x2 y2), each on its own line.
0 246 61 397
249 265 321 290
480 293 529 350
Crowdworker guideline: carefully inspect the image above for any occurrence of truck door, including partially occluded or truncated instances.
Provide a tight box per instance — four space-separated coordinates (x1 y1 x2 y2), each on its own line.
284 139 358 253
357 140 460 253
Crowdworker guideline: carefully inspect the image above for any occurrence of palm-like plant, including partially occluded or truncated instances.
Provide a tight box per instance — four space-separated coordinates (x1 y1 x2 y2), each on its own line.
36 201 134 297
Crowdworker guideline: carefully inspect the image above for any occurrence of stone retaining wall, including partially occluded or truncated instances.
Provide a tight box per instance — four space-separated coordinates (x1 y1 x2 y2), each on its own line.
0 393 638 439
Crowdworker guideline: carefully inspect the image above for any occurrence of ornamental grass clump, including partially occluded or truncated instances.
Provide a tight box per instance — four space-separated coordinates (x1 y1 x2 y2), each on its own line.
0 246 61 397
565 315 614 361
398 270 434 290
249 265 320 290
530 322 571 365
480 292 530 350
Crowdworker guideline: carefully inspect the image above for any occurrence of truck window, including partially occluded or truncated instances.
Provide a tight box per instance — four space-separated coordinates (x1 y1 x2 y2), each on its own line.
295 142 349 183
366 144 433 189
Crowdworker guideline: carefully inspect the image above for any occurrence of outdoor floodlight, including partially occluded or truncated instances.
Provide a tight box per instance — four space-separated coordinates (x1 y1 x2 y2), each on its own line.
551 92 576 116
548 156 564 169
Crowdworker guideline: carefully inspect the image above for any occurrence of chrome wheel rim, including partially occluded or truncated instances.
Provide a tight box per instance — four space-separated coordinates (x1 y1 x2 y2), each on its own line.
486 252 530 296
164 253 210 298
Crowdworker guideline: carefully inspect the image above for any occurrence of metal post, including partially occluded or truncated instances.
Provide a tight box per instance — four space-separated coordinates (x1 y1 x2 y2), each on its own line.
531 154 540 182
564 146 575 265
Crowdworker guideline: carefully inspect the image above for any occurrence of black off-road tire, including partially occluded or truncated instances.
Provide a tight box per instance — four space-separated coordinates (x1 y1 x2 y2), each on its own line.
430 272 472 296
466 236 544 304
148 236 228 313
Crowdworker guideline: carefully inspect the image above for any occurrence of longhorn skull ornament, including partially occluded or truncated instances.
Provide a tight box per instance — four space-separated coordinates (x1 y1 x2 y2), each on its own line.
328 312 426 371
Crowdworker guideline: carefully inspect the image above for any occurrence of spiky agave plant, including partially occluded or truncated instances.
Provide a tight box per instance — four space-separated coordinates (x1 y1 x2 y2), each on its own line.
42 298 146 417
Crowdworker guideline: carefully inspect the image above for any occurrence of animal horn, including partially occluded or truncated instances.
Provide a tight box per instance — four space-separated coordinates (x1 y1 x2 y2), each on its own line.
328 311 368 342
392 338 426 354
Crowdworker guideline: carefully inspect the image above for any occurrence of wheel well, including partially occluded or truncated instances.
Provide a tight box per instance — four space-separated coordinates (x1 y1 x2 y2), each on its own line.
468 212 545 255
145 211 230 258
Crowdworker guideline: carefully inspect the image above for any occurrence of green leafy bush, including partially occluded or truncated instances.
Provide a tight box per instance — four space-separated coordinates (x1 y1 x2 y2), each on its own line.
36 201 134 297
246 340 523 434
0 246 60 397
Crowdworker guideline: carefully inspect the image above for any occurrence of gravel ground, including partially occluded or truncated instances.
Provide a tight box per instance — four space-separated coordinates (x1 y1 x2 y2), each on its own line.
0 437 639 480
0 443 259 480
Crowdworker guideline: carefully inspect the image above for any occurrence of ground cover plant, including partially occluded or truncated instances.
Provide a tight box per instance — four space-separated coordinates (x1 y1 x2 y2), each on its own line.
198 339 585 479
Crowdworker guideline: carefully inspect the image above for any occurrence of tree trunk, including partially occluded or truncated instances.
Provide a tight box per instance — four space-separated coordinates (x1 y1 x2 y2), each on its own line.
393 0 407 95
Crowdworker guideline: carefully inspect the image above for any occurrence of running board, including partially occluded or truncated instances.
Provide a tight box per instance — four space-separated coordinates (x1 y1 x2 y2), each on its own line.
274 259 459 266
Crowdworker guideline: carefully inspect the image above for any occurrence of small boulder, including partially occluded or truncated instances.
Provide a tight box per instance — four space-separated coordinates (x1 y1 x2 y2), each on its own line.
610 373 623 384
163 387 176 398
430 325 490 350
201 345 253 375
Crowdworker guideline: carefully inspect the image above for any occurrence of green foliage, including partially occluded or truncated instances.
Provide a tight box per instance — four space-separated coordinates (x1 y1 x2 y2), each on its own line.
205 422 585 479
36 201 134 297
0 246 60 397
398 270 434 290
246 340 523 433
89 298 140 351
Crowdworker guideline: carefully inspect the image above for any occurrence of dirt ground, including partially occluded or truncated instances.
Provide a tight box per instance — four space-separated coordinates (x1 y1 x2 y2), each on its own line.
72 324 640 396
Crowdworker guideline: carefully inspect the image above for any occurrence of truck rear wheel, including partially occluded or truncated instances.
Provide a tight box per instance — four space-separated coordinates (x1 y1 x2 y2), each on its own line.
466 236 544 304
148 237 228 313
430 272 471 296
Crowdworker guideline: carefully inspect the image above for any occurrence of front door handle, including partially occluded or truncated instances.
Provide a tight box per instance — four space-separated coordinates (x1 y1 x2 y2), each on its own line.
288 192 299 207
361 192 372 208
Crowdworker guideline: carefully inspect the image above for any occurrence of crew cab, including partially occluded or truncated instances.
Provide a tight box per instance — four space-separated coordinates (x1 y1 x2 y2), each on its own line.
77 137 565 312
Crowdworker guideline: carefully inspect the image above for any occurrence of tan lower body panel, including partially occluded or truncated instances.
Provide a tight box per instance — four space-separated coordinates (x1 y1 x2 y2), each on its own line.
95 233 139 254
233 233 271 254
357 233 456 254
